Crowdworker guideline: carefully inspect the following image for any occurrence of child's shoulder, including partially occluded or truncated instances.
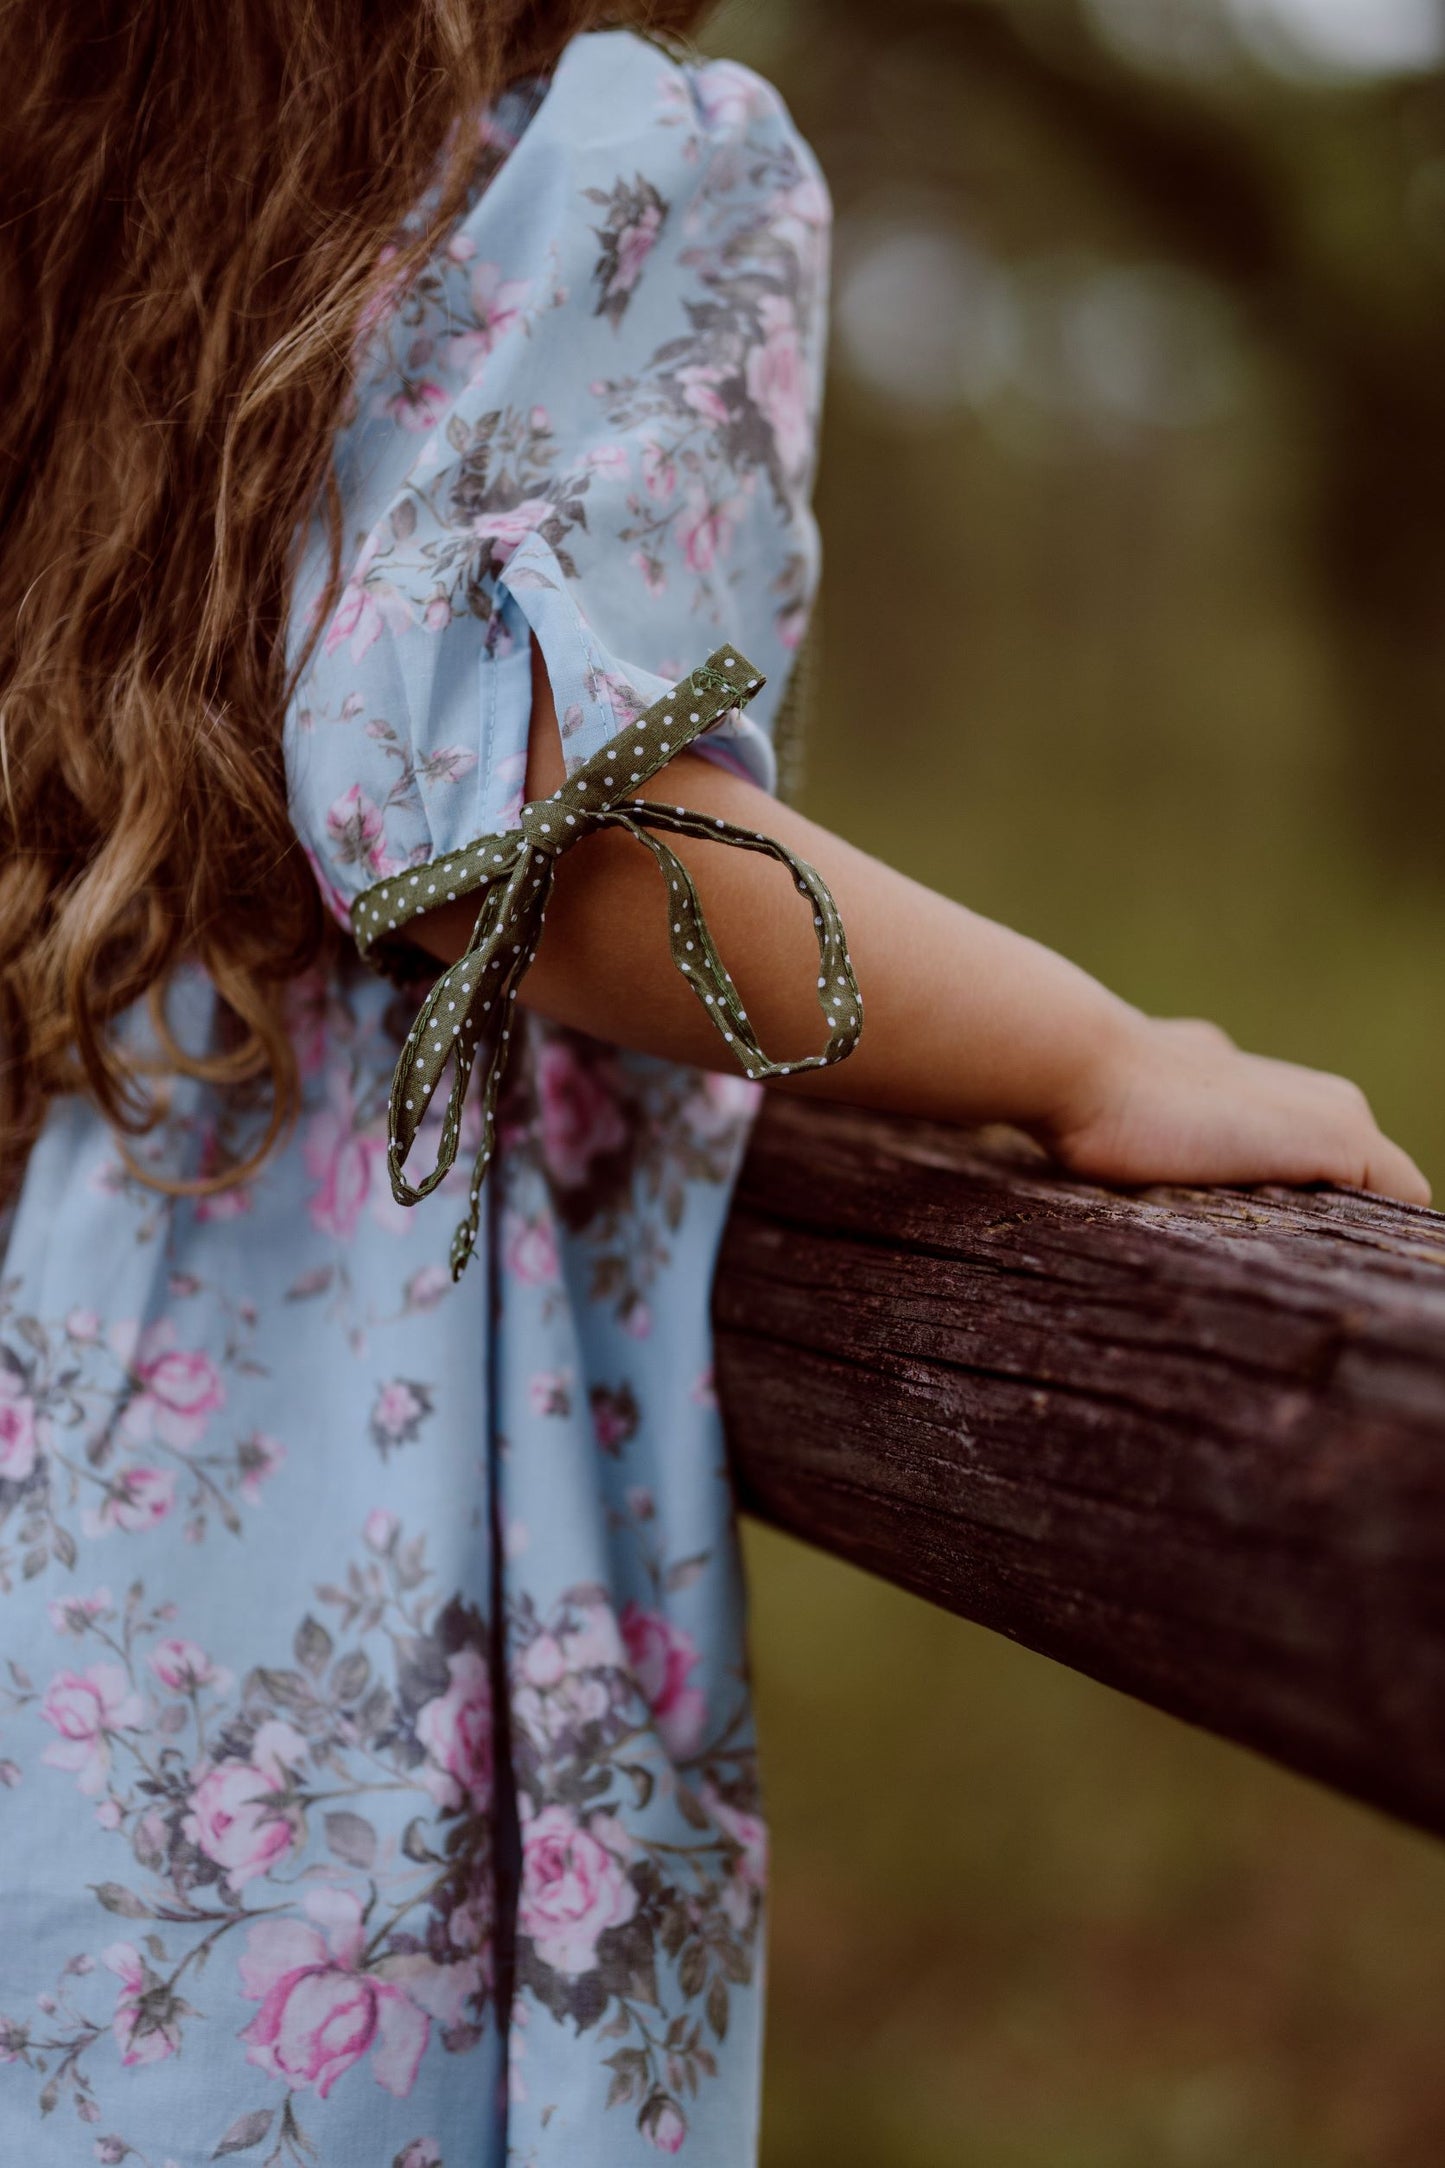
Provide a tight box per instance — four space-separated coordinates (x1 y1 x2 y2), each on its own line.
529 25 823 193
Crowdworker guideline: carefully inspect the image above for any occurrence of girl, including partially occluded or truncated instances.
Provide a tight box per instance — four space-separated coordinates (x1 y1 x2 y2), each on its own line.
0 4 1426 2164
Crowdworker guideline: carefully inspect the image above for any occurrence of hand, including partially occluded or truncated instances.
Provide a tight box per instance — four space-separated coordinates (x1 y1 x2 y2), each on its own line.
1041 1013 1432 1206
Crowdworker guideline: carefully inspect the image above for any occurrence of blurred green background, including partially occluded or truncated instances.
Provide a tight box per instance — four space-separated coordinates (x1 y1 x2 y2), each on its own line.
698 1 1445 2161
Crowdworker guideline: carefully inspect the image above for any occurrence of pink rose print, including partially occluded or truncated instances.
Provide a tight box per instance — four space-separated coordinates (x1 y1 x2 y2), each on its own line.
620 1603 707 1758
102 1943 182 2068
468 497 554 557
677 362 732 426
149 1638 231 1694
239 1886 429 2100
517 1805 637 1976
590 1383 640 1456
404 1264 451 1313
690 1069 761 1140
702 1783 768 1897
65 1307 101 1343
676 486 738 576
0 1370 38 1481
184 1719 307 1888
324 784 397 883
304 1069 384 1240
85 1464 177 1535
370 1378 434 1455
693 60 763 133
384 379 449 432
613 203 664 296
528 1371 572 1419
415 1648 493 1813
364 1507 400 1553
444 261 531 375
40 1663 143 1796
237 1430 286 1505
502 1211 559 1287
536 1039 627 1188
641 438 677 500
48 1587 113 1638
746 292 812 478
643 2097 688 2154
632 548 666 596
122 1321 225 1451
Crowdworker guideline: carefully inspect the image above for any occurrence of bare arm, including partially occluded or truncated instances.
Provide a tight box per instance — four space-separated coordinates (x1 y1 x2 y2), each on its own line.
412 644 1430 1206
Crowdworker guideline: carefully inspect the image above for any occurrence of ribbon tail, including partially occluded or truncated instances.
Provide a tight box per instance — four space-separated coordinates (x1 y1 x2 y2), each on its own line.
608 803 863 1080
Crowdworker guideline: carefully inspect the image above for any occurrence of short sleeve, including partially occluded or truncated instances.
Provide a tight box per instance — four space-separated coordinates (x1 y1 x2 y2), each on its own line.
285 29 831 934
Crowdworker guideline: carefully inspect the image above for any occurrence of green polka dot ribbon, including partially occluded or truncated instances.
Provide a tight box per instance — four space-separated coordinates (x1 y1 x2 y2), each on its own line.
352 645 862 1280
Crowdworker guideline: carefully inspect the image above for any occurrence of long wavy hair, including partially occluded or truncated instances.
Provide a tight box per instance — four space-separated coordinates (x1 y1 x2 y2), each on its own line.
0 0 708 1199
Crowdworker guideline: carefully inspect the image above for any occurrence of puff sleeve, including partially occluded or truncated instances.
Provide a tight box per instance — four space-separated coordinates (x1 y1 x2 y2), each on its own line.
284 31 857 1273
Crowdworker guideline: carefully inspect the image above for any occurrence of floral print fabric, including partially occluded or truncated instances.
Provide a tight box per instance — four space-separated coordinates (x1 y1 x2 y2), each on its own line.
0 30 827 2168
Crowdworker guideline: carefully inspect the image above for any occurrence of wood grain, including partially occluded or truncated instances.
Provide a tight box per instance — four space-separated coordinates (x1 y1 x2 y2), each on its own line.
713 1098 1445 1836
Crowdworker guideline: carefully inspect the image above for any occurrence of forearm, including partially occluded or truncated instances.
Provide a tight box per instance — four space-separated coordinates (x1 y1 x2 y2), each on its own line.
412 660 1133 1137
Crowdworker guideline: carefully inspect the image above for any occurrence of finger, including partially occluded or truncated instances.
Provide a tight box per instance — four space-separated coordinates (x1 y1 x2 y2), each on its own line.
1360 1136 1433 1208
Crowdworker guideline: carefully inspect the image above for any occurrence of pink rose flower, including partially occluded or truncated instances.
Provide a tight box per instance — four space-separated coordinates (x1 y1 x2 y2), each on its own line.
632 549 666 597
237 1430 286 1505
643 2097 688 2154
0 1372 39 1482
611 204 664 299
559 1601 625 1674
641 438 677 500
239 1887 428 2101
384 380 449 432
690 1069 761 1140
86 1464 176 1535
415 1648 493 1813
620 1603 706 1758
747 293 812 478
502 1211 559 1286
676 488 738 576
40 1663 143 1796
304 1069 383 1241
404 1265 451 1313
702 1783 768 1890
585 441 630 478
48 1587 113 1638
527 1370 571 1419
149 1638 230 1694
65 1308 101 1343
184 1720 306 1887
677 363 732 426
101 1943 182 2067
324 785 397 883
468 498 554 557
443 262 531 376
517 1805 636 1976
372 1379 429 1444
536 1040 627 1189
694 62 763 133
322 579 384 662
364 1507 400 1553
122 1321 225 1452
520 1633 567 1692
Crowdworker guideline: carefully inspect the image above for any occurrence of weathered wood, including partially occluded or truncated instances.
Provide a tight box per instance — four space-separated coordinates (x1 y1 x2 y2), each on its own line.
713 1099 1445 1837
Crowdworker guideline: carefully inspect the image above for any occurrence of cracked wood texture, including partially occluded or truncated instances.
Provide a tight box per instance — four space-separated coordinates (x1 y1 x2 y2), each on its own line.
713 1099 1445 1838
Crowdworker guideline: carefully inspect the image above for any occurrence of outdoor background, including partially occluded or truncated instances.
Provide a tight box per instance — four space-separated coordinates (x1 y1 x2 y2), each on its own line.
696 2 1445 2162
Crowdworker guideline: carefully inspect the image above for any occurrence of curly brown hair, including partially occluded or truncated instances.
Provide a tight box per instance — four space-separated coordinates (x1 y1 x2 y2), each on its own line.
0 0 711 1198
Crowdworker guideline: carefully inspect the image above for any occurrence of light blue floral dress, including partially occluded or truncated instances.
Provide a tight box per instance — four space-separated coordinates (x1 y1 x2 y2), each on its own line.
0 31 830 2167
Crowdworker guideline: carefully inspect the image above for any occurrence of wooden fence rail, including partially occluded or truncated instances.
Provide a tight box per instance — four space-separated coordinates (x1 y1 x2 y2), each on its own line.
713 1099 1445 1839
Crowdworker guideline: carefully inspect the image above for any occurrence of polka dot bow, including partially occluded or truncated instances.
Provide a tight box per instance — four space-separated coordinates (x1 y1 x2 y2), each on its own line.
352 646 862 1279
